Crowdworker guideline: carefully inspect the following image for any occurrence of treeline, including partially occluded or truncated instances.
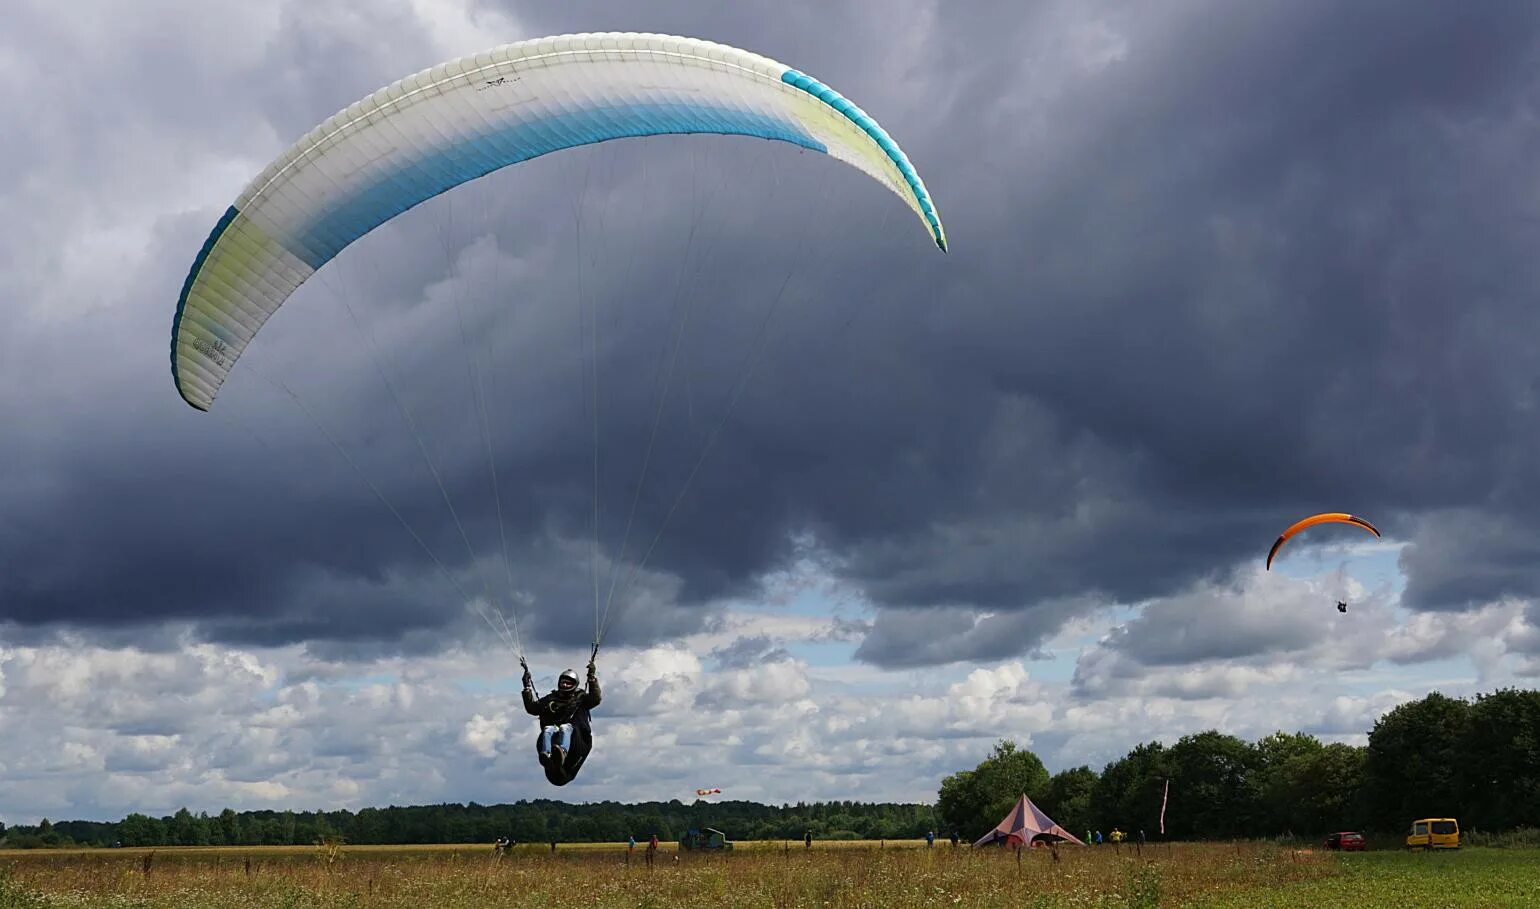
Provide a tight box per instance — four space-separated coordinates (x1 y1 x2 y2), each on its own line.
7 688 1536 848
941 688 1540 840
0 800 938 849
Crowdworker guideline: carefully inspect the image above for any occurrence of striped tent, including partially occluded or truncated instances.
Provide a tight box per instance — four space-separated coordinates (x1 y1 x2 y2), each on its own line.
973 794 1086 848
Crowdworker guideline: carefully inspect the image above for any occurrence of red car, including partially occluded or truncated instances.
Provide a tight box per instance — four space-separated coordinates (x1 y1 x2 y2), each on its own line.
1323 831 1366 851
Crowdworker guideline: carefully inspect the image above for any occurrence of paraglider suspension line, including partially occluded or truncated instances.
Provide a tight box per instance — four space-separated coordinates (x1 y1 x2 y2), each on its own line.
597 176 821 645
263 375 519 657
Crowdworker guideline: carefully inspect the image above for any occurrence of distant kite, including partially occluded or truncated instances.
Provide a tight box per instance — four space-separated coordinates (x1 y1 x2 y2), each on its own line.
1265 513 1381 570
696 788 722 797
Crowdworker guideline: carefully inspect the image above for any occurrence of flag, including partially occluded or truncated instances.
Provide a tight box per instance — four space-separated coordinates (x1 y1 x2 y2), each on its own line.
1159 778 1170 835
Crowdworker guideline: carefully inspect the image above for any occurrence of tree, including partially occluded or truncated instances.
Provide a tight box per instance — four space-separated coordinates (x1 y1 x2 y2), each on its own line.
1090 741 1170 837
1163 731 1263 839
1044 766 1097 838
1461 688 1540 830
1254 731 1324 834
351 807 385 844
118 813 165 846
217 808 240 847
1255 731 1323 772
1365 692 1470 828
170 808 210 846
1298 743 1368 832
937 740 1050 838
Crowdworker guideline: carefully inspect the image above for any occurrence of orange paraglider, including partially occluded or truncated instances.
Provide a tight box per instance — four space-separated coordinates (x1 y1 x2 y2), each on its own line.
1265 513 1381 570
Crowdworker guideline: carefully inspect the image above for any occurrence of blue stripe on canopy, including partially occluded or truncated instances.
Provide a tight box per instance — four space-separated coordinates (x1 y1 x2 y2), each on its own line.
780 68 945 250
171 204 240 410
292 102 827 270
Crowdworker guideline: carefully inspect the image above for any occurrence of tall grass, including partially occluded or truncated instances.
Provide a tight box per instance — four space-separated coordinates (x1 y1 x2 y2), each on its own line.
1461 827 1540 849
0 841 1344 908
1192 847 1540 909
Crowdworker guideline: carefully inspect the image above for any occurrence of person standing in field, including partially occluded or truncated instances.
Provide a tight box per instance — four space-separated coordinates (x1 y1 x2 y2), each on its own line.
646 833 659 868
926 830 935 848
804 830 813 849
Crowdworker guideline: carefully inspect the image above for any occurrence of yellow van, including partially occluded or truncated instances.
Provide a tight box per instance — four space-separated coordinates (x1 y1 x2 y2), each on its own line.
1406 818 1460 850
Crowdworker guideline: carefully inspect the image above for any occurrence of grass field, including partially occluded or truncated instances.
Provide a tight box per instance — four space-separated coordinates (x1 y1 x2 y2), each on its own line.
0 841 1533 908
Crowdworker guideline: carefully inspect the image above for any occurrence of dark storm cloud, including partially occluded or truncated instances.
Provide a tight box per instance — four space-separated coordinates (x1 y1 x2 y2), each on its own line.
1099 580 1324 668
1399 510 1540 611
709 635 791 670
1519 606 1540 655
6 0 1540 667
854 599 1085 669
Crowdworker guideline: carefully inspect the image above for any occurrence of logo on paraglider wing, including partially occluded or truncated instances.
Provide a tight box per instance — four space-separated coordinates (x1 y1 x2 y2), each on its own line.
192 336 230 367
476 75 519 92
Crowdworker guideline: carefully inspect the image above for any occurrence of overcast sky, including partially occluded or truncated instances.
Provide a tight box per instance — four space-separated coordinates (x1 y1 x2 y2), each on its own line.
4 0 1540 825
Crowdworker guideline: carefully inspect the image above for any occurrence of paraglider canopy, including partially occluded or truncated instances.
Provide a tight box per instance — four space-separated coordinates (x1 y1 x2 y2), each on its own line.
170 32 947 413
1265 513 1380 570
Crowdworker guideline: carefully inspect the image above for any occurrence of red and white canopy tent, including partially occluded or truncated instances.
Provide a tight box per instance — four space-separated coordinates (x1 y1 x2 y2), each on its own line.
973 794 1086 848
